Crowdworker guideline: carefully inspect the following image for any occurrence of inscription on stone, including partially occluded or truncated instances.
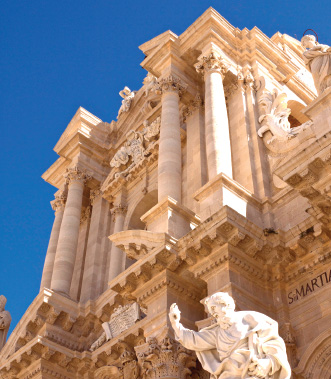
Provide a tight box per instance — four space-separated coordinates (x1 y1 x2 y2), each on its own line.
288 268 331 304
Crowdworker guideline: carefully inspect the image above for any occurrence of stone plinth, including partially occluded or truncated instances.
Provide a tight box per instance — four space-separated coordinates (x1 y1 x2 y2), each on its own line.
140 197 200 239
194 172 262 227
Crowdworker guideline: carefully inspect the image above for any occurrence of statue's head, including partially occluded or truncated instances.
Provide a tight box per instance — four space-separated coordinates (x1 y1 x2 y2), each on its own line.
203 292 235 328
0 296 7 312
301 35 318 49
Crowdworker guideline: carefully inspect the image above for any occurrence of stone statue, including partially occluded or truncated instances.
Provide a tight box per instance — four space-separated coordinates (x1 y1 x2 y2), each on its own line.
301 35 331 95
257 90 311 144
169 292 291 379
0 295 11 350
117 86 135 119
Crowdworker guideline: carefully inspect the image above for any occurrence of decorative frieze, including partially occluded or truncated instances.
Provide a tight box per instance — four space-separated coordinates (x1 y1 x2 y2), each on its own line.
194 52 229 79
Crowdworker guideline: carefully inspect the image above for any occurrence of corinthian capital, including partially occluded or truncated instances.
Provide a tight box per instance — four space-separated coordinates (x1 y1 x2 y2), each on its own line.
64 167 91 185
90 188 103 205
153 75 187 96
195 52 229 79
112 204 128 221
51 194 66 212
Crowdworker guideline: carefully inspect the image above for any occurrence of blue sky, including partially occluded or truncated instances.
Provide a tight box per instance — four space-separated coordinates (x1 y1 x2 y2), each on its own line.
1 0 330 335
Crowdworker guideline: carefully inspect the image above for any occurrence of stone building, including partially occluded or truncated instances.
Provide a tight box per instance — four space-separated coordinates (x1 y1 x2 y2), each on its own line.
1 7 330 379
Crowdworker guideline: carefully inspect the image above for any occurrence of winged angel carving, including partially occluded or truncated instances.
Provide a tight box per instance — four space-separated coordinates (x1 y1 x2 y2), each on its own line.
257 90 311 144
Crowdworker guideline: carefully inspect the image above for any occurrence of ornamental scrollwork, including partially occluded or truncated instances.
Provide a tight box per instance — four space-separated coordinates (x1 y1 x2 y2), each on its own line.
257 90 312 145
110 117 161 178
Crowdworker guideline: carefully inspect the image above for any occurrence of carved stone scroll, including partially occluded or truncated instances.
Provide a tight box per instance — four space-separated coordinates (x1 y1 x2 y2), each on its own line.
90 303 141 351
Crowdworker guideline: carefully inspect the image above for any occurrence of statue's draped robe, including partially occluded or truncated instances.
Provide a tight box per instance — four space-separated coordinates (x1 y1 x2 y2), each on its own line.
303 44 331 94
175 311 291 379
0 310 11 349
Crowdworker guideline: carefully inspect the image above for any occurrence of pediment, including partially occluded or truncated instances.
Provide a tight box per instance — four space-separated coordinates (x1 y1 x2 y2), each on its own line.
54 107 103 155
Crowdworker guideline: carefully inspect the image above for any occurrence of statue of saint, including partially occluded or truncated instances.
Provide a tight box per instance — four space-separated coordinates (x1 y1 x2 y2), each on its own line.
117 86 135 119
0 295 11 350
169 292 291 379
301 35 331 95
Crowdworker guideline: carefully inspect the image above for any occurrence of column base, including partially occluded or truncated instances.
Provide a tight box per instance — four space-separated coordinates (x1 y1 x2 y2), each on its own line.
140 197 200 239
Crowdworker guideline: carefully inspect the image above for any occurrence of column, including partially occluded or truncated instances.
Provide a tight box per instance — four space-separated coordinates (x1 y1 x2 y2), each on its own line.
156 75 186 203
184 94 207 211
40 193 66 290
51 167 90 296
80 189 111 302
108 204 127 281
195 52 232 179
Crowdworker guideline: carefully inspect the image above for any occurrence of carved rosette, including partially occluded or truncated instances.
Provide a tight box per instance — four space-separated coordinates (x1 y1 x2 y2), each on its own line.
153 75 187 96
194 52 229 79
64 167 91 185
135 336 196 379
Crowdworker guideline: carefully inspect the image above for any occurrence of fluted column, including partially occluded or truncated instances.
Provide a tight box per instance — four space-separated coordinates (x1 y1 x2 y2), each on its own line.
108 205 127 281
40 194 66 290
51 167 90 296
155 75 187 202
195 52 233 179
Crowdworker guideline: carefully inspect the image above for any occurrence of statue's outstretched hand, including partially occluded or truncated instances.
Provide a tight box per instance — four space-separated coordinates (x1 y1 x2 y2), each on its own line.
169 303 181 324
248 358 272 378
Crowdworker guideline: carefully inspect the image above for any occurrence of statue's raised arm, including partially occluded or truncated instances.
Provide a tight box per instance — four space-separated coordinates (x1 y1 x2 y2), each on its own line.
169 292 291 379
301 34 331 95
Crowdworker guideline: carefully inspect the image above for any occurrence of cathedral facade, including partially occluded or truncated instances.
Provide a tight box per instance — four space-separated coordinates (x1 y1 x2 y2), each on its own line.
1 8 330 379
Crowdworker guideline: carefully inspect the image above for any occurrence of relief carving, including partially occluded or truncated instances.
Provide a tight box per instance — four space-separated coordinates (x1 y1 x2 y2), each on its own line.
110 117 161 178
90 303 142 351
257 89 313 145
135 336 196 379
